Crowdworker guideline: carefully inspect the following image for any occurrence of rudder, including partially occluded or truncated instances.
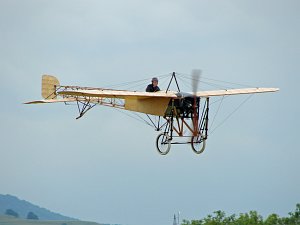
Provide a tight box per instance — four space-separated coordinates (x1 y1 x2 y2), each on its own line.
42 75 60 99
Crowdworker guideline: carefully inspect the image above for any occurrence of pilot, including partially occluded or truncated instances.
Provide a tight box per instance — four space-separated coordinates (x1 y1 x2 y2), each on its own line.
146 77 160 92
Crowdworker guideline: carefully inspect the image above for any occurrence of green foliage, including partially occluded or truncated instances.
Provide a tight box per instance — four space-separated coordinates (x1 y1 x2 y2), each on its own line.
5 209 19 218
264 214 281 225
181 204 300 225
27 212 39 220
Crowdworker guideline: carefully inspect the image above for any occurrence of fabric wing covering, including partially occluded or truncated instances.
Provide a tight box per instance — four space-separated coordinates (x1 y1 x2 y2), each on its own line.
24 87 279 116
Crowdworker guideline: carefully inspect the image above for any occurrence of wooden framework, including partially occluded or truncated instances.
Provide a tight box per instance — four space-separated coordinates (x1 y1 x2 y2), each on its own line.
24 73 279 155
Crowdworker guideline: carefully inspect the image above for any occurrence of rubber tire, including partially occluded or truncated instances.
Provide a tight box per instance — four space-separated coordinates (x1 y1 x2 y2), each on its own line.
191 135 206 154
156 133 171 155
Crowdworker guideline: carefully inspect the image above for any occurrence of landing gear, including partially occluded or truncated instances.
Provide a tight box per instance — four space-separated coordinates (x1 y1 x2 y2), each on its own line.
75 98 96 119
191 134 206 154
154 97 209 155
156 133 171 155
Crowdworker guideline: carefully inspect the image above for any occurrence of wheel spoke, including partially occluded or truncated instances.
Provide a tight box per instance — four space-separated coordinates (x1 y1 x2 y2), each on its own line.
191 134 206 154
156 133 171 155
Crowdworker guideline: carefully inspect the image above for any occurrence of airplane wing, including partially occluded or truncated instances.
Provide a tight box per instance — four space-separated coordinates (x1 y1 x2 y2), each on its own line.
57 89 177 99
196 87 279 97
25 87 278 103
24 87 279 116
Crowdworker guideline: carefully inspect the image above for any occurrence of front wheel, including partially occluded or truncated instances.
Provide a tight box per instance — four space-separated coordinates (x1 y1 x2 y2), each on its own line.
191 135 206 154
156 133 171 155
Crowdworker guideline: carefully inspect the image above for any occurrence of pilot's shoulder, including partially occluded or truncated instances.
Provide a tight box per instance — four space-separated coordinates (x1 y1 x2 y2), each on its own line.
146 84 152 92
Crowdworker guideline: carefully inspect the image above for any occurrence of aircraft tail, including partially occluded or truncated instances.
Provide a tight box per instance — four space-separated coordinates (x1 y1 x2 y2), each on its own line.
41 75 60 99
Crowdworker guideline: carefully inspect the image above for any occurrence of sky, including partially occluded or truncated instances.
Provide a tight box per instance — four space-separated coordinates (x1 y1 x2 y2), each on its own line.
0 0 299 225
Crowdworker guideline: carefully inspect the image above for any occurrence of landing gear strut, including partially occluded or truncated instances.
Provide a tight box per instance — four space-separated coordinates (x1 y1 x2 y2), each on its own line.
155 97 209 155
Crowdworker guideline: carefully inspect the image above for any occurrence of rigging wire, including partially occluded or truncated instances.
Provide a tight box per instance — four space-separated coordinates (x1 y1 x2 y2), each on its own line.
126 74 172 91
177 72 253 88
103 73 171 89
209 96 224 131
175 76 194 90
126 81 152 91
209 94 254 135
87 72 257 135
158 75 174 90
202 76 253 88
95 73 174 129
114 108 155 128
210 95 230 105
177 73 231 90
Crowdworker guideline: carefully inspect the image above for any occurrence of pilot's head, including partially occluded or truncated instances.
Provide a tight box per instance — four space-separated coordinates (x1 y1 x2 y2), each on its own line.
152 77 158 87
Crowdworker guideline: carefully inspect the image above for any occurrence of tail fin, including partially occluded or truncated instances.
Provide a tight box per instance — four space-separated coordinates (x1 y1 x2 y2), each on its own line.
42 75 60 99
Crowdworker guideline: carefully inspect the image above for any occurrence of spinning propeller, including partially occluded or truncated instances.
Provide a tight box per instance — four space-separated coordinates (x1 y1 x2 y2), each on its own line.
191 69 201 135
192 69 201 96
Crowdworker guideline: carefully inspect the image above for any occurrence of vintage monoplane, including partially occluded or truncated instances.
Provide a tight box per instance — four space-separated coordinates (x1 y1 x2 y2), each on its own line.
25 71 279 155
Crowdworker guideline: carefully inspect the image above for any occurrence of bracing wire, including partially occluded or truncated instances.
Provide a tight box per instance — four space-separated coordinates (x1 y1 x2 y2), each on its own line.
210 95 230 105
158 76 174 90
114 108 155 128
209 94 254 135
103 73 171 89
176 76 194 90
202 76 253 88
177 74 232 90
126 74 172 91
96 73 174 128
210 96 225 131
177 72 253 88
93 71 257 134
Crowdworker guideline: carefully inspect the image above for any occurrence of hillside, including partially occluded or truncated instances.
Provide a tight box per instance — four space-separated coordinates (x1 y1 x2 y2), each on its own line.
0 194 75 221
0 215 104 225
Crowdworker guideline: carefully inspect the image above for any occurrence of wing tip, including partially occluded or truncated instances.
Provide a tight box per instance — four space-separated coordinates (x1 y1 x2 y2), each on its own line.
23 100 46 104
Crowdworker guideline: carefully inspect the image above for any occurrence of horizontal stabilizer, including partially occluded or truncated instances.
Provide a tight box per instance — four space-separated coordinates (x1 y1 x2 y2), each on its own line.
24 98 77 104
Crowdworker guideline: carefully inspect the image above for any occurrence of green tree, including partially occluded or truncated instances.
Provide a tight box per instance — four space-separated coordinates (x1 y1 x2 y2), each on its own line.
283 203 300 225
27 212 39 220
181 204 300 225
232 211 263 225
264 214 282 225
5 209 19 218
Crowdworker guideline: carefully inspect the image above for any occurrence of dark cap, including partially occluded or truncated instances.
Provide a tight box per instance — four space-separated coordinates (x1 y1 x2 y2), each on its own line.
152 77 158 82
